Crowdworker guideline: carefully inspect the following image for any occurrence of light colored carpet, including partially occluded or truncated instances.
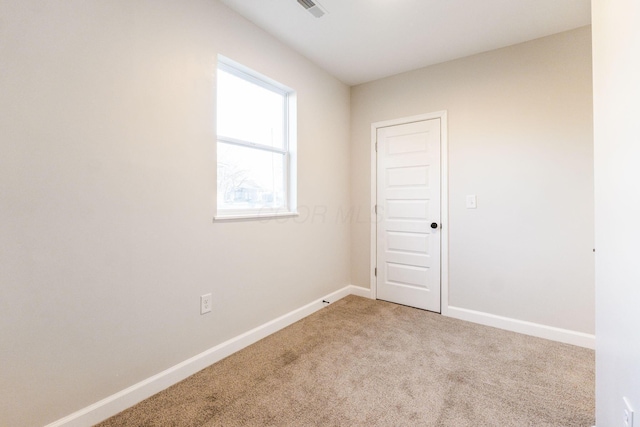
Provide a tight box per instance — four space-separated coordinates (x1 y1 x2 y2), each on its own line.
96 295 594 426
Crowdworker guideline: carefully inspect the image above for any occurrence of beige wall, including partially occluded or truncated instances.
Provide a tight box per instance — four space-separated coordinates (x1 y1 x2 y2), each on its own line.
0 3 597 424
592 0 640 425
0 1 350 426
351 27 594 334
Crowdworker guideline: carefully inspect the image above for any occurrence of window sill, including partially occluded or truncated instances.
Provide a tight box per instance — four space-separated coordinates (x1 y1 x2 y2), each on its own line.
213 211 299 222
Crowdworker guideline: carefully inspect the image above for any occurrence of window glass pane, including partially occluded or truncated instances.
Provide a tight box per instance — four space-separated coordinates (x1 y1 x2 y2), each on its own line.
217 69 285 149
217 142 285 210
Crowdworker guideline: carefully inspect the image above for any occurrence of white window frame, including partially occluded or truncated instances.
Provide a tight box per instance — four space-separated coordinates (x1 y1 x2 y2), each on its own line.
214 56 297 221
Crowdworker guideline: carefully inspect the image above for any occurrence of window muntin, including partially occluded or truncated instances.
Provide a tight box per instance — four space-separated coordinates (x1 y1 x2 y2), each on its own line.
217 67 286 150
216 58 296 218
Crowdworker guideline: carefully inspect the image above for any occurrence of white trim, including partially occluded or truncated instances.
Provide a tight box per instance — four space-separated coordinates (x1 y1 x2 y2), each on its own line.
217 135 288 155
217 55 292 95
369 124 378 300
44 285 370 427
439 113 450 315
44 284 592 427
215 55 297 221
446 306 596 349
370 111 449 313
348 285 373 299
213 211 299 222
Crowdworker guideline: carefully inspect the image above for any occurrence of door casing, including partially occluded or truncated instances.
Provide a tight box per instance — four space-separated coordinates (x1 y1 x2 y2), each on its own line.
370 111 449 314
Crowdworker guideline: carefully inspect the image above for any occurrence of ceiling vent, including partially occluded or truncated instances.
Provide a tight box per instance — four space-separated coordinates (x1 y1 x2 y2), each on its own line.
296 0 327 18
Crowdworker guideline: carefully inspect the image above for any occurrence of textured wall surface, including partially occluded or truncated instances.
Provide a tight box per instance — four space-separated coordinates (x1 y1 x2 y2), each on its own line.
0 1 350 425
592 0 640 425
351 27 594 334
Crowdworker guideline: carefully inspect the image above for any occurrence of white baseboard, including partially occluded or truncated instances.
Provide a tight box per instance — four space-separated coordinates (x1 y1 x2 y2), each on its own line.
445 305 595 349
45 285 370 427
348 284 373 299
46 288 592 427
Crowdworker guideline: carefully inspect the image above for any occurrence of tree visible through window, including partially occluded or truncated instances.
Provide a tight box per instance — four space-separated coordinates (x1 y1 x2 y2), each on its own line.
216 57 296 218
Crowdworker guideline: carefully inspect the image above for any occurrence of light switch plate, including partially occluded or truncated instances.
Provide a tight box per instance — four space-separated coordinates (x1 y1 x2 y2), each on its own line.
624 397 634 427
466 195 477 209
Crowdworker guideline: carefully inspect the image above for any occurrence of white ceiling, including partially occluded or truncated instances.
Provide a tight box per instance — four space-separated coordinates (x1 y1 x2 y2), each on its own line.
218 0 591 86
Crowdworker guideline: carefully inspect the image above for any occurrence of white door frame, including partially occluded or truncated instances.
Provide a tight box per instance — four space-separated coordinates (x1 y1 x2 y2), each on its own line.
370 111 449 315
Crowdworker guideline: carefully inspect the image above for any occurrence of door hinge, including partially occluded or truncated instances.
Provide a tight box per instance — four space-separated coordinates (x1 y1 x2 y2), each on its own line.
375 204 378 214
374 267 377 277
375 142 378 152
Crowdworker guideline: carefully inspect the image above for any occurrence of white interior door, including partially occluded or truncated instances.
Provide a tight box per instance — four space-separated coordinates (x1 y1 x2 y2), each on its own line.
376 118 441 312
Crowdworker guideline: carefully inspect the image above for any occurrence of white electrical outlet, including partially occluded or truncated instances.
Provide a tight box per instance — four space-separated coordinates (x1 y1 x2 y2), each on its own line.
624 397 635 427
466 195 477 209
200 293 212 315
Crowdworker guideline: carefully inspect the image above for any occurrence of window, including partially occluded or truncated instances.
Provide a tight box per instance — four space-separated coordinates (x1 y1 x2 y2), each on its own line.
215 56 297 219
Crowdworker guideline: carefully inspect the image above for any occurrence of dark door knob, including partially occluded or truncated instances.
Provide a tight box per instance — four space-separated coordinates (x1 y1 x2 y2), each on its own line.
431 222 438 229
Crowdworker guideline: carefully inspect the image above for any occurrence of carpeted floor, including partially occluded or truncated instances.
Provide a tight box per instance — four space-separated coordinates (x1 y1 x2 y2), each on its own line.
96 296 595 426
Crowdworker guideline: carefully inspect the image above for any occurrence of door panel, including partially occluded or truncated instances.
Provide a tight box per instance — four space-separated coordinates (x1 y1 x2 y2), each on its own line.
386 166 429 187
387 231 429 255
377 118 441 312
386 200 429 220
